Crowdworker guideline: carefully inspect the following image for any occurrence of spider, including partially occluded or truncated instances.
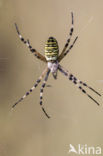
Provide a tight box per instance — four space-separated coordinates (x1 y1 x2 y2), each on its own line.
12 12 101 118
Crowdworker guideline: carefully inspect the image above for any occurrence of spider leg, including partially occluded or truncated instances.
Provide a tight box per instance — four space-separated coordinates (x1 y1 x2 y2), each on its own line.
77 80 101 96
58 36 78 62
58 12 75 62
15 23 47 63
40 69 51 118
60 66 101 96
58 65 101 106
63 36 78 57
52 71 58 79
12 67 48 109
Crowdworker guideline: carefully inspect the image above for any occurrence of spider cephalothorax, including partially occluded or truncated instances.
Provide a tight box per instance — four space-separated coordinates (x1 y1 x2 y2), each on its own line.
13 12 101 118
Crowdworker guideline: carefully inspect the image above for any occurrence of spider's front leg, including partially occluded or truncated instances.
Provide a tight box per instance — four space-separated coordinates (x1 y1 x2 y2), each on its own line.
15 23 47 63
12 67 48 109
39 69 51 118
58 65 101 106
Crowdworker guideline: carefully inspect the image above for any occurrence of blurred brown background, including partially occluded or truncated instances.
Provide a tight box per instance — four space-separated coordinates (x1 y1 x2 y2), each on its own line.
0 0 103 155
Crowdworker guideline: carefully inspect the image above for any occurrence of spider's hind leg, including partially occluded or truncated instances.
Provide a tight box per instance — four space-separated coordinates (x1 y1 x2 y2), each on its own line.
15 23 47 62
58 12 76 62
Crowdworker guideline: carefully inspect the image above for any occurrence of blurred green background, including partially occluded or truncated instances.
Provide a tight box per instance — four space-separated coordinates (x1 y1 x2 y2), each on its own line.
0 0 103 155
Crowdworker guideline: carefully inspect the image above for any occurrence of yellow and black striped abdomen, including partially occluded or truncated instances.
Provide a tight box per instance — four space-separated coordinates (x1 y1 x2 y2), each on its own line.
45 37 59 61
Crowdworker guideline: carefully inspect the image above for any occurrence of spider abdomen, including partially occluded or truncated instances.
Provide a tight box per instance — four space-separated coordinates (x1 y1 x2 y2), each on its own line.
45 37 59 61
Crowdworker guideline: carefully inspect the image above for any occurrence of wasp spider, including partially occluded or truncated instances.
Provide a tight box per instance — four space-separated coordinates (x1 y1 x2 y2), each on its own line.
13 13 101 118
